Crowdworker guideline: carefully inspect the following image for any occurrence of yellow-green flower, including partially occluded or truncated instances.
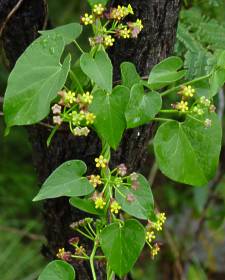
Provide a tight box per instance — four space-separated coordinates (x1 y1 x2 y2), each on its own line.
70 111 85 126
158 212 166 224
151 244 160 258
104 35 115 47
110 201 121 214
179 85 195 98
93 3 105 16
146 231 156 243
176 100 189 112
95 155 108 168
81 13 94 25
56 248 65 259
153 220 163 231
95 197 106 209
65 91 76 105
119 27 131 39
89 175 102 188
85 112 96 125
79 92 93 105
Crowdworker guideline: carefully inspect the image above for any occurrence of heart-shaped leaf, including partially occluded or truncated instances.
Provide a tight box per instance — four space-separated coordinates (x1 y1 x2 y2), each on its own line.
38 260 75 280
100 220 145 277
154 113 222 186
3 34 71 129
148 56 186 90
39 22 82 45
125 84 162 128
33 160 94 201
115 174 154 220
70 197 104 216
89 86 129 149
80 50 112 92
120 62 140 89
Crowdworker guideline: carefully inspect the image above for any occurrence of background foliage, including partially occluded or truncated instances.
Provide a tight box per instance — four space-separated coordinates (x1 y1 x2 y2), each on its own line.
0 0 225 279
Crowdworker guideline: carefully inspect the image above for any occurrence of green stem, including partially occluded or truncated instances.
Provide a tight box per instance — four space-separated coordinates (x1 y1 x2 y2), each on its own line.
75 228 94 241
161 73 211 97
47 125 59 147
71 255 89 260
160 109 180 113
153 117 173 122
90 242 98 280
73 40 85 54
88 223 96 237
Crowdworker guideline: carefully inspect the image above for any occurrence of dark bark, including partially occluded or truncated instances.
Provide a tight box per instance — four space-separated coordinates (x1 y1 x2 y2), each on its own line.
1 0 181 279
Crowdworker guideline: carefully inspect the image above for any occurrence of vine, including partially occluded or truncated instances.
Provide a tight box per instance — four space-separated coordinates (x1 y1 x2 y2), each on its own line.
2 1 225 279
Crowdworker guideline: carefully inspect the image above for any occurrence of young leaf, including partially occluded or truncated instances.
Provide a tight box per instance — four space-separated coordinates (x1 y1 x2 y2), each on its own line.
33 160 94 201
153 113 222 186
148 56 186 90
80 50 112 92
39 23 82 45
69 197 104 216
120 62 140 89
115 174 155 220
89 86 129 149
38 260 75 280
125 84 162 128
100 220 145 277
3 35 71 128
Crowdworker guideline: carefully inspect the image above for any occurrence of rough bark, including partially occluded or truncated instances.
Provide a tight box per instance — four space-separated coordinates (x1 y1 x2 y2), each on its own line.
1 0 181 279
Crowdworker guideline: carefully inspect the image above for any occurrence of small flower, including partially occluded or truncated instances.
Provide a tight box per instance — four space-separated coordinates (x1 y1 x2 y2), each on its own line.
118 27 131 39
65 91 76 105
175 100 189 112
85 112 96 125
104 35 115 47
157 212 166 224
79 92 93 105
80 127 90 136
117 164 127 176
56 248 71 261
53 115 62 125
58 90 67 105
110 200 122 214
95 155 108 168
52 104 62 115
146 231 156 243
73 127 90 136
153 220 163 231
70 111 85 126
200 96 211 107
128 19 144 38
95 197 106 209
204 118 212 128
69 237 80 246
93 3 105 16
75 245 86 256
151 244 160 259
209 104 216 113
179 85 195 98
89 175 102 188
81 13 94 25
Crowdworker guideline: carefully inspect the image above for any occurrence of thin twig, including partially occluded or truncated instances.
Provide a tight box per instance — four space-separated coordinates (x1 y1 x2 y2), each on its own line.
0 0 24 37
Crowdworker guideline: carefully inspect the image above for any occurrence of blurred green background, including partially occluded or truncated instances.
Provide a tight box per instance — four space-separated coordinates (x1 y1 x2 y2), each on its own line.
0 1 225 279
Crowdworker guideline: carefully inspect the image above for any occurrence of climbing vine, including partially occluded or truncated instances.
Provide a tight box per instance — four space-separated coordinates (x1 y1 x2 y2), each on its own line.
3 1 224 279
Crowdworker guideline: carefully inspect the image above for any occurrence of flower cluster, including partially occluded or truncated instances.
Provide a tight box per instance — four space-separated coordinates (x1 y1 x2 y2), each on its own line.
145 212 166 258
110 200 121 214
51 90 96 137
80 4 144 48
173 85 196 112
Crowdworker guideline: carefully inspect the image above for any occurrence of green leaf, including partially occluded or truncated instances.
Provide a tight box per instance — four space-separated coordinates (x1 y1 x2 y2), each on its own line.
33 160 94 201
148 56 186 90
210 69 225 96
89 86 129 149
115 174 154 220
69 197 104 216
153 114 222 186
38 260 75 280
100 220 145 277
39 23 82 45
3 35 71 128
80 50 112 92
120 62 140 89
87 0 108 7
125 84 162 128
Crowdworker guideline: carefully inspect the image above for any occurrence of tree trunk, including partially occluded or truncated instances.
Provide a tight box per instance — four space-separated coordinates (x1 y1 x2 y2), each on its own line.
1 0 181 279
